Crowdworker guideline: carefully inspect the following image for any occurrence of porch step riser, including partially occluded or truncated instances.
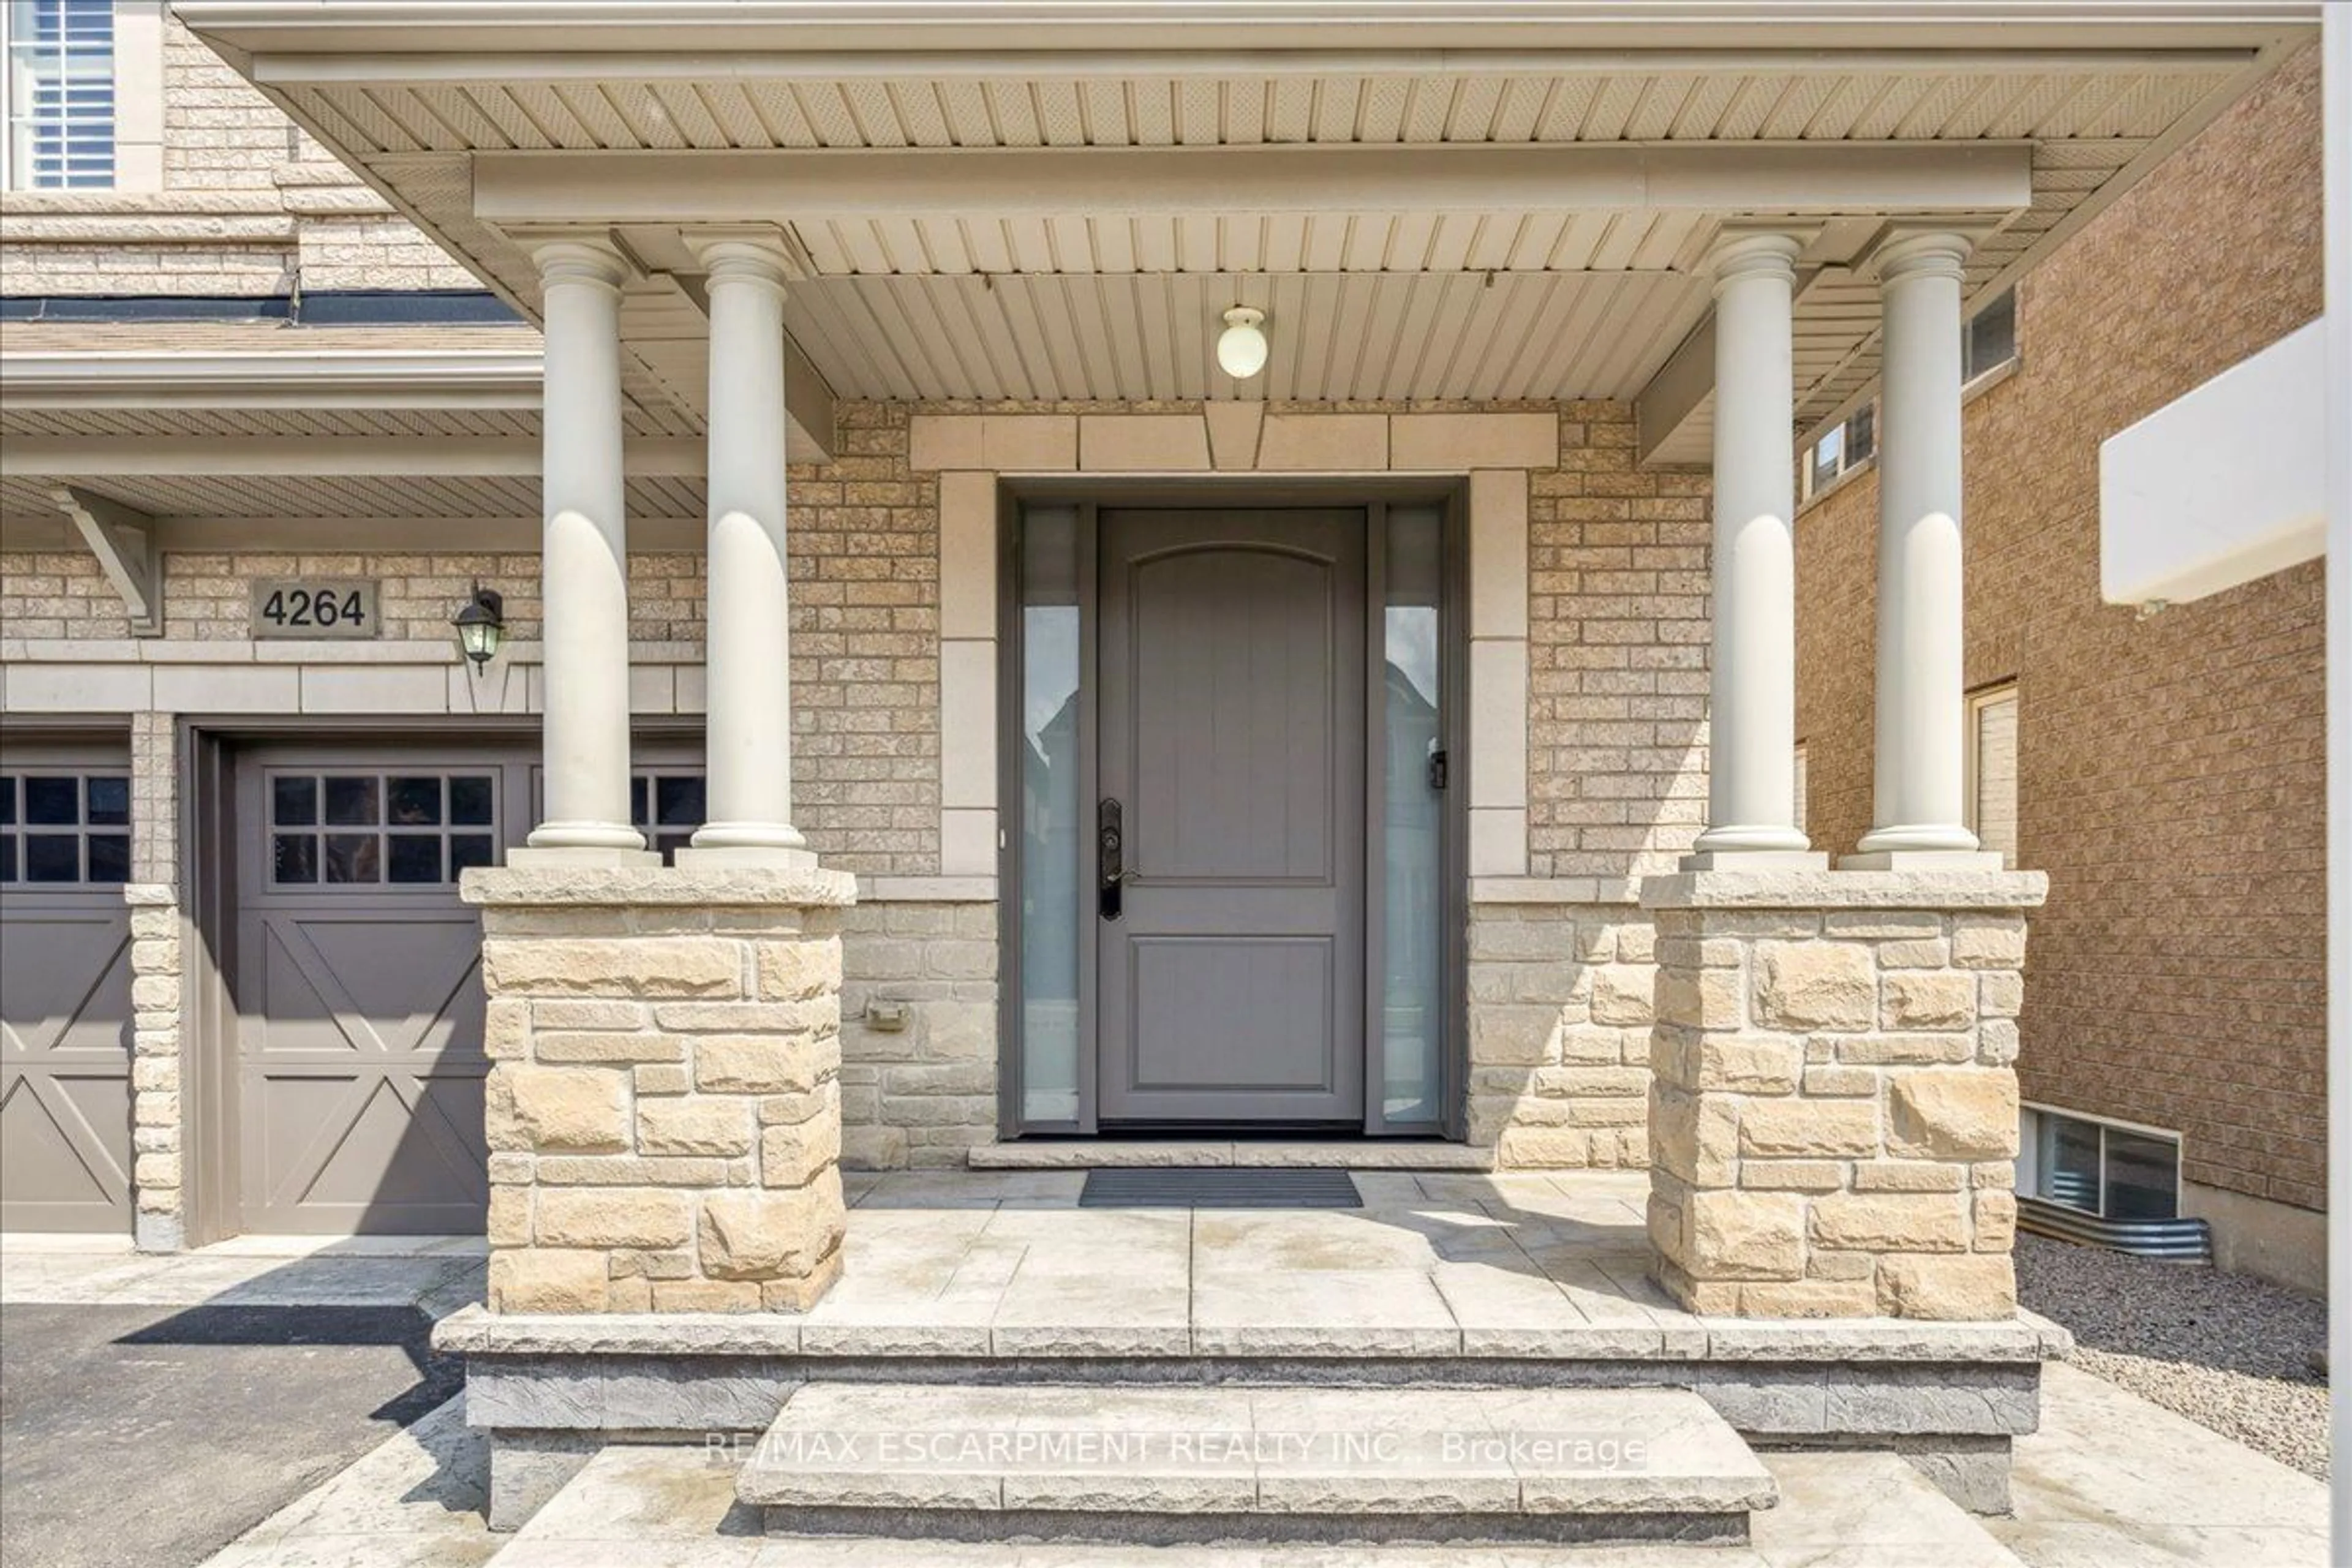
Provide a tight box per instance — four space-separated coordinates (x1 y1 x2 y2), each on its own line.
736 1384 1777 1546
469 1353 2043 1444
759 1504 1748 1547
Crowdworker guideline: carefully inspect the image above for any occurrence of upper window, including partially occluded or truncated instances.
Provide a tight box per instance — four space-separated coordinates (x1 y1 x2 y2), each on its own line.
1799 402 1875 504
1963 289 2018 385
1 0 112 190
0 772 130 884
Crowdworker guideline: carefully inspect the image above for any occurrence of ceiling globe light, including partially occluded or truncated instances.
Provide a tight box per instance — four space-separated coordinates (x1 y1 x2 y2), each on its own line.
1216 306 1268 380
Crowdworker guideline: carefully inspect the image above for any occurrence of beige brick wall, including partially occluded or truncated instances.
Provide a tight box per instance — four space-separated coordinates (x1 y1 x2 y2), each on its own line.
837 901 999 1170
1794 47 2328 1213
1528 404 1712 881
1467 904 1653 1168
0 18 479 296
162 15 309 191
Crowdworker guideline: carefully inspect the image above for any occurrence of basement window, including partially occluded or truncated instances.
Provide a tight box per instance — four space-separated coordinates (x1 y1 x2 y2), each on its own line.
1 0 114 190
2018 1106 2182 1221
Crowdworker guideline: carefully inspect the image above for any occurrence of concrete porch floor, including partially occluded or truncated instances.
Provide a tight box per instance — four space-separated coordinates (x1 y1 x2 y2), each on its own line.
825 1167 1673 1357
744 1168 2055 1360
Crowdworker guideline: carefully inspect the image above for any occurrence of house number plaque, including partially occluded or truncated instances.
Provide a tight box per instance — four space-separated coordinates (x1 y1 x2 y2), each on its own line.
251 579 381 639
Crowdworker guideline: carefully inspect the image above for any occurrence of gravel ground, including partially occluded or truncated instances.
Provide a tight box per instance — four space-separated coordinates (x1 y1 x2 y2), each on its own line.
2017 1232 2329 1479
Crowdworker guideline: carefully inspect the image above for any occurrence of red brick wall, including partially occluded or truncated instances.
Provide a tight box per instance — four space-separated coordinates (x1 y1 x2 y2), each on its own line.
1795 45 2328 1211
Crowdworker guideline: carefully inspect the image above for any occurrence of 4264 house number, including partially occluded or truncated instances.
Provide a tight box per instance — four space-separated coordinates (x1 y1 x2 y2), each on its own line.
250 579 381 640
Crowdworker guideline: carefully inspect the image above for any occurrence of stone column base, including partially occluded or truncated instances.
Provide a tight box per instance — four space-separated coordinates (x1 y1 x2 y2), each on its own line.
461 865 858 1313
1640 869 2046 1319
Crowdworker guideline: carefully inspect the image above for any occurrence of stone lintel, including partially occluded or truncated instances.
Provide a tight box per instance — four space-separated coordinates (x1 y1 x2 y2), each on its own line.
462 864 858 910
1640 869 2046 912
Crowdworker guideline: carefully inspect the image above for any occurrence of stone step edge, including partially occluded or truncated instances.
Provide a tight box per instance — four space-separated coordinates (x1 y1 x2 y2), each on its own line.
432 1299 2075 1363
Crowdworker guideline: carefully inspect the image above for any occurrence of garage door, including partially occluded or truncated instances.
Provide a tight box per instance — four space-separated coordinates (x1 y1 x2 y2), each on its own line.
231 744 705 1234
0 746 135 1232
233 747 535 1234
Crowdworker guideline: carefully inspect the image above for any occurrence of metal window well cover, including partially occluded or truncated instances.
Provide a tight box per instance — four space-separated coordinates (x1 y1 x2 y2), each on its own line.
1079 1168 1362 1208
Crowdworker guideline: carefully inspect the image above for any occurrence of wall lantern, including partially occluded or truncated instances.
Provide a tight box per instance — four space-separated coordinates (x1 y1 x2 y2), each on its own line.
1216 305 1269 380
451 583 505 668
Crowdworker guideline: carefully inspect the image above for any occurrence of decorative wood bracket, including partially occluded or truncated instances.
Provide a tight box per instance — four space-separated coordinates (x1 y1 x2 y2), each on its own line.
51 485 162 636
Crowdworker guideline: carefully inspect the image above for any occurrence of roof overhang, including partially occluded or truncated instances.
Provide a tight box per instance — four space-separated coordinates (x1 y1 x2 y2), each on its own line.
178 2 2328 60
157 2 2332 462
0 349 544 407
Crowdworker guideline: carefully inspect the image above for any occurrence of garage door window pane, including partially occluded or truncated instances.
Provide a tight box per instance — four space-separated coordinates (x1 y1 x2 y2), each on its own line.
0 779 13 824
24 777 76 824
273 834 317 884
325 834 379 883
0 837 14 881
388 777 443 826
326 777 380 826
26 835 79 881
621 769 707 866
85 832 127 884
273 776 318 826
85 776 128 824
449 776 493 826
449 833 494 875
388 835 443 884
655 775 704 827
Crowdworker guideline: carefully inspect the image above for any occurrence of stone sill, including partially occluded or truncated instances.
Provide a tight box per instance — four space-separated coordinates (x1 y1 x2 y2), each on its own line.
858 875 996 903
965 1140 1496 1172
431 1300 2071 1365
1469 876 1644 906
461 864 857 909
1641 869 2049 911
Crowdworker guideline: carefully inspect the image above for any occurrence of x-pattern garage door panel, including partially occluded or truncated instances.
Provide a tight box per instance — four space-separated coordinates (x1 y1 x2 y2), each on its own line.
238 906 491 1234
1 758 135 1234
0 905 133 1227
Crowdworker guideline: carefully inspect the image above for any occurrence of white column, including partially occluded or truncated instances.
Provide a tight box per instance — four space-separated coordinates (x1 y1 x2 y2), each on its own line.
1850 230 1996 867
1688 232 1821 867
681 238 811 867
517 240 651 863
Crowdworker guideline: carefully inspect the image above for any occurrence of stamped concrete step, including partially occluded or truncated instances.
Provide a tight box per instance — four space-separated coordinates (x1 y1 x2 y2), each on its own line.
737 1382 1778 1547
494 1442 2023 1567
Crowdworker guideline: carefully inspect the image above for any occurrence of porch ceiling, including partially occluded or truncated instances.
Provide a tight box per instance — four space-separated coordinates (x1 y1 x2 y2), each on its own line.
169 5 2329 461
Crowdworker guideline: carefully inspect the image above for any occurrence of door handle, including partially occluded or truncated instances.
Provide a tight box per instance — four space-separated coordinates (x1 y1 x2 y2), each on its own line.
1098 797 1124 921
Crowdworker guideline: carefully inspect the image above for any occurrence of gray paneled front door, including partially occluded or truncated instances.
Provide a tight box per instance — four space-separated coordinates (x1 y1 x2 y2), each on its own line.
1096 508 1367 1125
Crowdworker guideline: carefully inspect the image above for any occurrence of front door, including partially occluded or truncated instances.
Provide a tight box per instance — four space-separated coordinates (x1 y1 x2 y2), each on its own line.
1095 508 1368 1125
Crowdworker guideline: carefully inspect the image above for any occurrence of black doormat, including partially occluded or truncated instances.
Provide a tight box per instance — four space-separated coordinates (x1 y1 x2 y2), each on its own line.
1079 1167 1362 1208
